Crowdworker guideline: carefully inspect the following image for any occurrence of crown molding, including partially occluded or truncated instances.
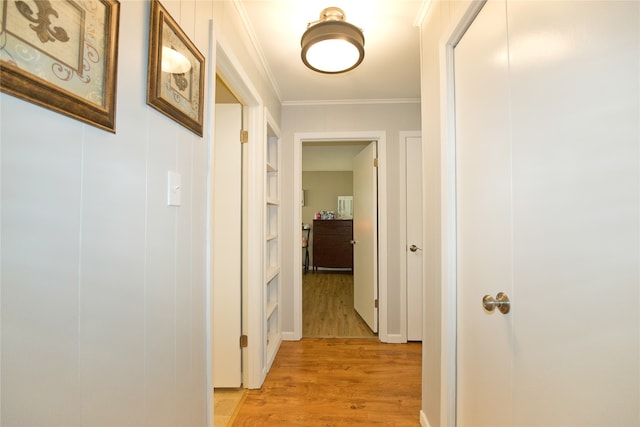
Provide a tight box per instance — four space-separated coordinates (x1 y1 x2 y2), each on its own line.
232 0 283 104
415 0 433 27
282 98 421 107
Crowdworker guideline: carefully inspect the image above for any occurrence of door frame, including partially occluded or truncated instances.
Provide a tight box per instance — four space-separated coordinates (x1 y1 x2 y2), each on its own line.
206 25 266 423
211 103 243 387
291 131 389 342
438 2 487 426
399 130 422 342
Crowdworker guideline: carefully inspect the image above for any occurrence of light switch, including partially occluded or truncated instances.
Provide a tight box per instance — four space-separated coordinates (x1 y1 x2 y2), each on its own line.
168 171 181 206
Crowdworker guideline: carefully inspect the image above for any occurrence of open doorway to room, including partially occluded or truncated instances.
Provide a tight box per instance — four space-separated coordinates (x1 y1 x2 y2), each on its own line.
301 141 376 338
293 131 389 342
212 76 244 388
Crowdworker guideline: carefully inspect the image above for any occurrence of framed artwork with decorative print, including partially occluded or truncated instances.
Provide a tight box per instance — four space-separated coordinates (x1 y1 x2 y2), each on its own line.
0 0 121 132
146 0 204 137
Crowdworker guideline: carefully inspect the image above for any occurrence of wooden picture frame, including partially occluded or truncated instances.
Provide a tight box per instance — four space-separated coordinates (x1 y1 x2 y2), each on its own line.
147 0 204 137
0 0 121 132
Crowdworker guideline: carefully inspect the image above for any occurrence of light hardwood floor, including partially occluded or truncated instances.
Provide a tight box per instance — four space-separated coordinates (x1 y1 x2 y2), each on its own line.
214 388 246 426
231 338 422 426
303 270 375 338
217 271 401 425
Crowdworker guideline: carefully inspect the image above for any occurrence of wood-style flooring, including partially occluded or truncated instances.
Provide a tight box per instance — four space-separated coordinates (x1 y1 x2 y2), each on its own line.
303 270 375 338
214 388 246 426
231 338 422 426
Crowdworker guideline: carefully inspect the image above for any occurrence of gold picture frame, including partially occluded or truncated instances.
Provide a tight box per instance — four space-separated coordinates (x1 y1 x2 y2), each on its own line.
147 0 204 137
0 0 121 132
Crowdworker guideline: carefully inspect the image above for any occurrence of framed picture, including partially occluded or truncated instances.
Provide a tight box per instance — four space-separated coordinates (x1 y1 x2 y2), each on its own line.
0 0 120 132
147 0 204 137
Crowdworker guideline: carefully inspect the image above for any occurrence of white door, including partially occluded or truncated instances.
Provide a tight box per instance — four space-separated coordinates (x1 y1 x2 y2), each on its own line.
455 2 513 422
405 135 423 341
455 1 639 426
212 104 242 387
353 142 378 333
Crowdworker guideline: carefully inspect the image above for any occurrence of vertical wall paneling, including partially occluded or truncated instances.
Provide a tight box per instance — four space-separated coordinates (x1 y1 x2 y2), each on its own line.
202 12 217 427
1 96 84 426
0 0 281 424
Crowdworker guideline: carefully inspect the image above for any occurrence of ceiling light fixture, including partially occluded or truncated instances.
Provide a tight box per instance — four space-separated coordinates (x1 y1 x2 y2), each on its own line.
300 7 365 74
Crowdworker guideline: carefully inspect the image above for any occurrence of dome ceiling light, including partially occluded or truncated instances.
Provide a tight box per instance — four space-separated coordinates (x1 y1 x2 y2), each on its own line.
300 7 365 74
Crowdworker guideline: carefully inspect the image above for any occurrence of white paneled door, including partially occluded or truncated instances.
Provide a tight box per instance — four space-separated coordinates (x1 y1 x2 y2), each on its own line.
212 104 242 387
455 1 513 423
405 135 423 341
454 1 639 426
353 142 378 333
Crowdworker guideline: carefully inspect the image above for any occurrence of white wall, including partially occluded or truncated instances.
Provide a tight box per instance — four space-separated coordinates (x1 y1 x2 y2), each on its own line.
280 102 421 337
418 1 471 426
0 0 279 425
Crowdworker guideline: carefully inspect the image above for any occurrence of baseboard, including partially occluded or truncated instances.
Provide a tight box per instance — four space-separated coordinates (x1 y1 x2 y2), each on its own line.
281 331 300 341
383 333 406 344
310 266 352 272
420 410 431 427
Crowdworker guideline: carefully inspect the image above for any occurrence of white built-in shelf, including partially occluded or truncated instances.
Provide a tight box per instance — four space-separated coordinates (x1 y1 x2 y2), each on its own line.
264 112 282 373
266 266 280 283
266 300 277 318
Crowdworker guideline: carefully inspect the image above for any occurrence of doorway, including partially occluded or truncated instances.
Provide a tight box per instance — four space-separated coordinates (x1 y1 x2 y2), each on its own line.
207 37 267 407
399 131 423 342
301 141 376 338
293 131 389 342
212 76 243 387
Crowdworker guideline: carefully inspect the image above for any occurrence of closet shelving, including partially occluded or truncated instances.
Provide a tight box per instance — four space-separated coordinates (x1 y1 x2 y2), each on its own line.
265 114 281 369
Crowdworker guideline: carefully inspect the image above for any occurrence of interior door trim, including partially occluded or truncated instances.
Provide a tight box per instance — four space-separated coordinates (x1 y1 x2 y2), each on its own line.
212 34 266 391
292 131 388 342
438 1 487 426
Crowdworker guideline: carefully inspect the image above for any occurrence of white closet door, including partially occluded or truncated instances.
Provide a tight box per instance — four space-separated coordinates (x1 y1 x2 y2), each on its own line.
455 1 514 425
455 1 639 426
406 135 423 341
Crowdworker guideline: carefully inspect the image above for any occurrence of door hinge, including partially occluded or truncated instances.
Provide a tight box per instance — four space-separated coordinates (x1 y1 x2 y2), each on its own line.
240 130 249 144
374 299 379 309
373 158 378 167
240 334 248 348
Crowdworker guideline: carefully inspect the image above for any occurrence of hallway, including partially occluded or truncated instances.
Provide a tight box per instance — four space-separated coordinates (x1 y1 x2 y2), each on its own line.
302 271 375 338
214 271 382 425
231 338 421 425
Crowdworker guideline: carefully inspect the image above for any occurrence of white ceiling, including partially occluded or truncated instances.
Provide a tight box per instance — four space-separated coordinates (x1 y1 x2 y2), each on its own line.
238 0 426 104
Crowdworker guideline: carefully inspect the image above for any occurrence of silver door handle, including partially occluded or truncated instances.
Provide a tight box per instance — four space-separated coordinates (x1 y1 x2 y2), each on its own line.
350 240 356 245
409 244 422 252
482 292 510 314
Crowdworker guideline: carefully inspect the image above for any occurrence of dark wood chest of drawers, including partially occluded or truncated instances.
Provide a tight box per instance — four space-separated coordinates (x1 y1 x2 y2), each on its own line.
312 219 353 269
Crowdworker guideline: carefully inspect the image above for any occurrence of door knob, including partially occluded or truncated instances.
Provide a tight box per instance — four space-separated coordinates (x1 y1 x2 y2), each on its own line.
350 240 356 245
482 292 511 314
409 244 422 252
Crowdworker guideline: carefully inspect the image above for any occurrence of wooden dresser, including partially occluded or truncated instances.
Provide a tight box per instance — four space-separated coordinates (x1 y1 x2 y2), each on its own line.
312 219 353 270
